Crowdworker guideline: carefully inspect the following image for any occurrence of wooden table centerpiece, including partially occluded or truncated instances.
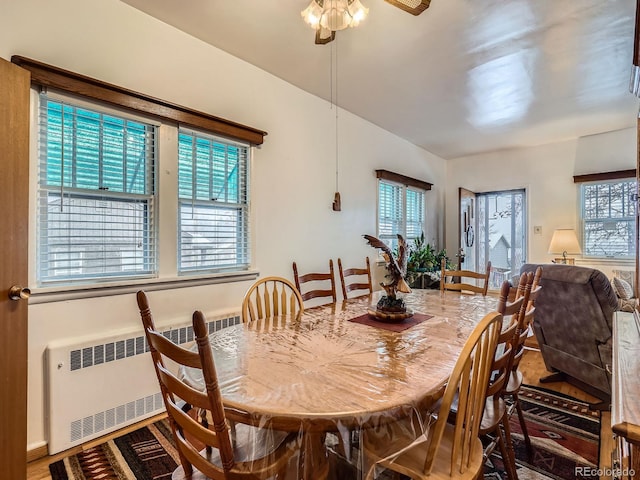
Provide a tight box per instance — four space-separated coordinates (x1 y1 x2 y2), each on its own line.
364 234 413 322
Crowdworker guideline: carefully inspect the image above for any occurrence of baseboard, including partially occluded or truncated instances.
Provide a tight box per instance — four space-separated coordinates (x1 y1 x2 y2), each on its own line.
27 443 49 463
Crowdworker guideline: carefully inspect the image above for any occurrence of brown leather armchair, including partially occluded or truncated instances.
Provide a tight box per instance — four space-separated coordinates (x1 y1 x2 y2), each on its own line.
520 263 619 402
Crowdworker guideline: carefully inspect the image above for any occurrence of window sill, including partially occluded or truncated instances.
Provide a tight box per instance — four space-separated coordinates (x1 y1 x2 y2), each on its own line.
29 270 259 304
575 257 635 267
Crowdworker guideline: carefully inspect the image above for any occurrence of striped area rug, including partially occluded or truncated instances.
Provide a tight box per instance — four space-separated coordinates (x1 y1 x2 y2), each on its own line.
484 385 601 480
49 419 178 480
49 385 600 480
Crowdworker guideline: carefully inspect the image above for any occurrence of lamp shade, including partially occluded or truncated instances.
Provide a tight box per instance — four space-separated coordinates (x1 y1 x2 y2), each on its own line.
548 229 582 255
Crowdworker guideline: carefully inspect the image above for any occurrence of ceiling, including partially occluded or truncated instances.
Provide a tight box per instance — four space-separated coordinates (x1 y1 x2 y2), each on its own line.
120 0 640 159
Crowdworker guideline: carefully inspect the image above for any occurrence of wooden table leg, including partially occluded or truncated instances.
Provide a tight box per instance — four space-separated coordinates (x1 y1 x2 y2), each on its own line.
301 431 330 480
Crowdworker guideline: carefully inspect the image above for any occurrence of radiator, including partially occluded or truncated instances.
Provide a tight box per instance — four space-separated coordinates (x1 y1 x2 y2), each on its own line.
45 311 241 454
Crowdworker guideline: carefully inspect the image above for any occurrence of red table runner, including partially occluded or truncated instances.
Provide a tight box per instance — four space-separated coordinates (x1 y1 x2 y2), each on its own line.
348 312 434 332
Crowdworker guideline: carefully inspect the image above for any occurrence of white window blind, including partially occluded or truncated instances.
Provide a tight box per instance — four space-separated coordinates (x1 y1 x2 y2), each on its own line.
406 188 425 240
38 95 157 284
581 179 636 258
377 180 425 250
178 130 250 273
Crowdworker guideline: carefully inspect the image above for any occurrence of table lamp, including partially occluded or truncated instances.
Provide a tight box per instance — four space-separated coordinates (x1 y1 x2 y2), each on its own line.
548 228 582 264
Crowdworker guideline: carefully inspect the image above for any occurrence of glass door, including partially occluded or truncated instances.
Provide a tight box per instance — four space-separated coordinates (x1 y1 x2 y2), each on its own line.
476 189 527 290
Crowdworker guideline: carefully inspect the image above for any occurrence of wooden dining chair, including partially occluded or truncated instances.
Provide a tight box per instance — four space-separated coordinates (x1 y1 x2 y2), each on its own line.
503 271 542 454
292 260 337 304
241 276 304 323
136 291 298 480
337 257 373 299
477 276 530 480
445 277 528 480
362 310 503 480
440 258 492 295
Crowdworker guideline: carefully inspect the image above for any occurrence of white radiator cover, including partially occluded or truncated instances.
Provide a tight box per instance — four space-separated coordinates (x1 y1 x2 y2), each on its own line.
45 311 241 454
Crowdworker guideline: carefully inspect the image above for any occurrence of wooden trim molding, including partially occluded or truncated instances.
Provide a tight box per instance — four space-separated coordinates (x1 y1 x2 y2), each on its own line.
375 169 433 191
315 30 336 44
11 56 267 145
383 0 431 16
573 169 636 183
26 444 48 463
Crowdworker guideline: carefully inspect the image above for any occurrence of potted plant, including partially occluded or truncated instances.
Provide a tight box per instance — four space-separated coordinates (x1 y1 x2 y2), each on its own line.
406 233 450 289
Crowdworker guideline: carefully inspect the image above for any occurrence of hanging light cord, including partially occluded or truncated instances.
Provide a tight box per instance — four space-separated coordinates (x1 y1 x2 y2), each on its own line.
334 36 339 192
330 37 333 111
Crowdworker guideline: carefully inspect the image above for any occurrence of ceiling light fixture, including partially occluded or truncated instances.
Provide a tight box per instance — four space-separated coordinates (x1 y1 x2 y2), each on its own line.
301 0 368 44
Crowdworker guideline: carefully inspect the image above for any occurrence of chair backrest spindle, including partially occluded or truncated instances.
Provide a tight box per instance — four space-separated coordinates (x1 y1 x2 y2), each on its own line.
440 258 492 295
338 257 373 299
292 260 337 304
241 276 304 323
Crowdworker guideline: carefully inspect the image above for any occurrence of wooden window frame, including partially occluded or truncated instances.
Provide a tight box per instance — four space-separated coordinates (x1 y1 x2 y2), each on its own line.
375 169 433 191
573 169 636 183
11 56 266 145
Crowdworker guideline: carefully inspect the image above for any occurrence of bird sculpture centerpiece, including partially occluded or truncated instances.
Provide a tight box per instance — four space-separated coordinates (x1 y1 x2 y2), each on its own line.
364 234 412 316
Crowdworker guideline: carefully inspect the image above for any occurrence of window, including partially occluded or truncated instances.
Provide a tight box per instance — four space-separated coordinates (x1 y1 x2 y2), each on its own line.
38 95 156 284
178 130 250 273
580 179 636 258
37 95 253 288
377 180 425 249
25 57 262 291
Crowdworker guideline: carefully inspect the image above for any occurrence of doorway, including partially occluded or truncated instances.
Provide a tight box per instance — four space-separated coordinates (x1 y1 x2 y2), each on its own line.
476 189 527 290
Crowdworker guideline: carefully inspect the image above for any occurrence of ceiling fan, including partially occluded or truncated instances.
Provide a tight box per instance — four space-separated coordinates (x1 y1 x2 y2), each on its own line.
301 0 432 44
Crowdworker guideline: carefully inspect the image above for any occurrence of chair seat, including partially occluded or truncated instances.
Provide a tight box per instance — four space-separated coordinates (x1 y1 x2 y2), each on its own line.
186 411 294 464
173 424 296 479
229 423 293 463
503 370 523 396
479 397 507 434
363 421 484 480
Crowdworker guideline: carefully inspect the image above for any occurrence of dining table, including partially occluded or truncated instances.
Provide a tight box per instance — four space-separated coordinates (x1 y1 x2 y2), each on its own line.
181 288 500 480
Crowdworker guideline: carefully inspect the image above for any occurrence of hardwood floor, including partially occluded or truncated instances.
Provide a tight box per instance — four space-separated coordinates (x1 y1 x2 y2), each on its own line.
27 348 613 479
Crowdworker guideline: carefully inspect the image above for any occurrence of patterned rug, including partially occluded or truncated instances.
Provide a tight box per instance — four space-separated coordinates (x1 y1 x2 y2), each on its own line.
49 385 600 480
49 420 179 480
484 385 601 480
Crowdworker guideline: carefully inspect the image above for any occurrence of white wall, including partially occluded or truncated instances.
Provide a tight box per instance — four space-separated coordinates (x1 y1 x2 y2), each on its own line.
445 127 637 279
0 0 446 449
